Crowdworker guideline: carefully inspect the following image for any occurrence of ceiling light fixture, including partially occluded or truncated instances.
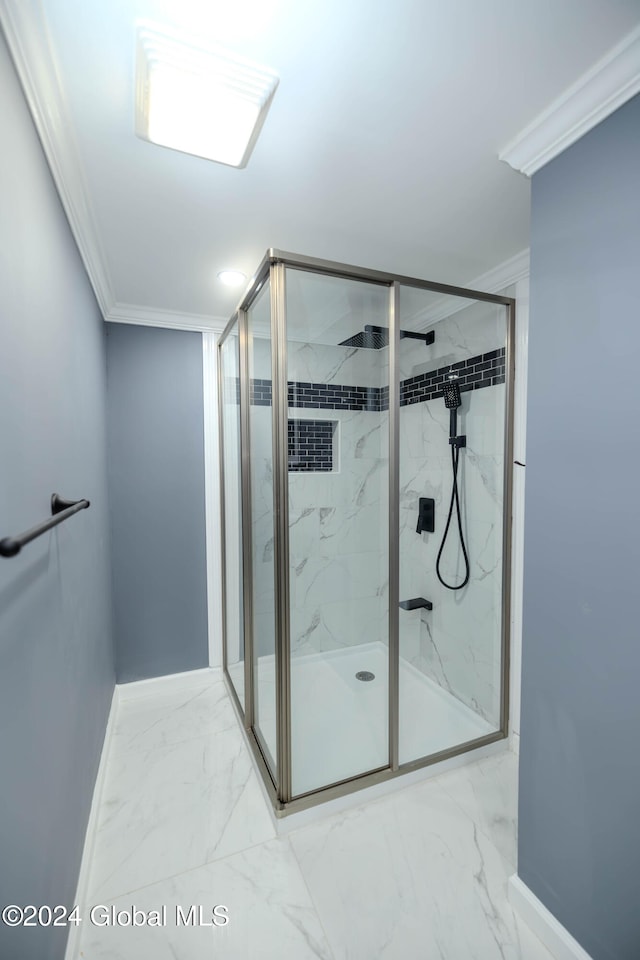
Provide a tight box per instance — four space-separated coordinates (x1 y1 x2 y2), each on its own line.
135 24 279 168
217 270 247 287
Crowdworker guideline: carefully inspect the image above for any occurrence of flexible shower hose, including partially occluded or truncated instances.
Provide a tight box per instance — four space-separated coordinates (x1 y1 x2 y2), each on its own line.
435 443 470 590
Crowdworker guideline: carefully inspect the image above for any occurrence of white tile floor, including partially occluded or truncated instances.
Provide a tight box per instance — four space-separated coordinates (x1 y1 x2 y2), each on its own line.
74 670 554 960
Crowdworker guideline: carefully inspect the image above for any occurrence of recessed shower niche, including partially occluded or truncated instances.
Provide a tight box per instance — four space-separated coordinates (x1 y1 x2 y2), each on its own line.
218 250 515 814
288 418 338 473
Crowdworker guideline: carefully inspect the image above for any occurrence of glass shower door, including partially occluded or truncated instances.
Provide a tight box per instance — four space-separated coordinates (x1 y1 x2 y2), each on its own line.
246 281 279 779
396 285 508 765
284 268 391 796
219 249 513 816
219 321 245 709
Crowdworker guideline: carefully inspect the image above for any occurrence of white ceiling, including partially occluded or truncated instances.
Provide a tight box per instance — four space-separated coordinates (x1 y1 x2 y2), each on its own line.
6 0 640 327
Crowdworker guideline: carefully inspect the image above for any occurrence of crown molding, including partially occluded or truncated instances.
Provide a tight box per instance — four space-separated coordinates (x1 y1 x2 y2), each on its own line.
107 301 227 334
1 0 229 333
414 248 529 330
500 25 640 177
104 252 529 335
106 249 529 336
0 0 115 315
467 248 529 294
0 0 527 335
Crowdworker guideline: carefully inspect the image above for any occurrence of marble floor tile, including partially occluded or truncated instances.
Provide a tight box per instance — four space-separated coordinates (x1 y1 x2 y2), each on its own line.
436 750 519 866
75 671 544 960
289 776 551 960
113 677 238 751
78 838 334 960
86 680 275 903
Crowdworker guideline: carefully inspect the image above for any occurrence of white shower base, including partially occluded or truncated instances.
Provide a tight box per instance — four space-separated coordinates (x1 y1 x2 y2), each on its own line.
229 641 494 797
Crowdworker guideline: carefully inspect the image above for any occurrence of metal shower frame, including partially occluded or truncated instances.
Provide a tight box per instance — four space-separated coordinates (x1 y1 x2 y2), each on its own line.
217 248 516 817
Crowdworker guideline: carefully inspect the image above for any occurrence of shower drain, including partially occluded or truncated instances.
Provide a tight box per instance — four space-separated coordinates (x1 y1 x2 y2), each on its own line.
355 671 375 682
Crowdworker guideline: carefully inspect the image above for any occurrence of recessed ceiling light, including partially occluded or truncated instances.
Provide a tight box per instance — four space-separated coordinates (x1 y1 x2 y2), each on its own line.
217 270 247 287
135 24 279 168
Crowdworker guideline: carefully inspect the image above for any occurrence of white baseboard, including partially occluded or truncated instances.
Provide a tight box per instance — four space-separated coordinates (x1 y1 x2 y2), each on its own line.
64 684 120 960
508 875 593 960
116 665 221 702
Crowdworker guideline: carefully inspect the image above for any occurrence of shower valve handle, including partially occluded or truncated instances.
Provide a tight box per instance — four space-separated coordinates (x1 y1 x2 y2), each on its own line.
416 497 435 534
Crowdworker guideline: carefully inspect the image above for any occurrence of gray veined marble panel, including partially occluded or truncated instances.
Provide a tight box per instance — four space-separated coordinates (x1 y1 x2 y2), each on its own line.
343 456 388 510
291 554 382 610
438 751 519 867
418 582 502 725
288 472 339 515
463 382 507 456
400 397 450 458
398 297 505 381
288 339 384 389
338 408 389 461
288 504 322 560
463 451 504 513
466 519 502 584
85 678 275 904
317 503 387 558
290 597 387 656
80 838 333 960
290 605 334 655
110 680 238 752
399 455 449 513
398 605 422 665
290 771 551 960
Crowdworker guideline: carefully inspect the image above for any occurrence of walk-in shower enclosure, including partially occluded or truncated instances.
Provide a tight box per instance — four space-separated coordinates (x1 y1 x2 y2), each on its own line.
218 250 515 815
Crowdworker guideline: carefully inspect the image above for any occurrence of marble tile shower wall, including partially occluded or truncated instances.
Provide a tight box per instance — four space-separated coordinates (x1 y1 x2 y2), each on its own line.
398 299 506 725
288 407 389 659
249 337 388 658
245 302 506 728
399 386 504 725
288 341 388 661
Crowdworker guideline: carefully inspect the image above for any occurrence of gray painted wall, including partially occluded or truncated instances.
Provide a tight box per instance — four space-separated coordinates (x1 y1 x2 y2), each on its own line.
520 93 640 960
106 323 209 682
0 31 115 960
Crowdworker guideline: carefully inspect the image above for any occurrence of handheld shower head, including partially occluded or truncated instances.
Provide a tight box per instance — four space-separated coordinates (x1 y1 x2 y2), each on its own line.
442 379 461 409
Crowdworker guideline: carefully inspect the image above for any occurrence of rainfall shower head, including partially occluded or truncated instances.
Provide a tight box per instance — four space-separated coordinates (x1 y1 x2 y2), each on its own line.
338 325 389 350
338 325 435 350
442 378 461 409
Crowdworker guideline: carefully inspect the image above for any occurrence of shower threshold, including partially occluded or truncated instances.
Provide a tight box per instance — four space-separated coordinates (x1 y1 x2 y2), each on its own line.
228 641 494 799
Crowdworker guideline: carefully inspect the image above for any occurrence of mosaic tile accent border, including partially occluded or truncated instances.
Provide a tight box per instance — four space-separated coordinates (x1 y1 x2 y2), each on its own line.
233 348 506 412
289 381 383 412
250 378 383 411
250 378 272 406
399 348 505 406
